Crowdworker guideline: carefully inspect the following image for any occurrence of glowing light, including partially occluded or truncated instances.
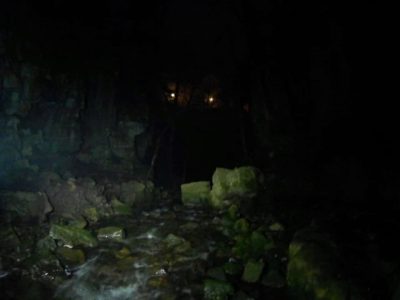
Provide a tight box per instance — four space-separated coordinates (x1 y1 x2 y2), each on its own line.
170 93 175 99
208 96 214 103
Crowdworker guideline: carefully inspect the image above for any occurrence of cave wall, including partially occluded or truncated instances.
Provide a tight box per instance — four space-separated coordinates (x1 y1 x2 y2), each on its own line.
0 38 150 188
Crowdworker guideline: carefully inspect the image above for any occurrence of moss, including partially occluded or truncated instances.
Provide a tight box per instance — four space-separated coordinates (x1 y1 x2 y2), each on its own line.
49 224 98 248
181 181 211 207
204 279 234 300
242 259 264 283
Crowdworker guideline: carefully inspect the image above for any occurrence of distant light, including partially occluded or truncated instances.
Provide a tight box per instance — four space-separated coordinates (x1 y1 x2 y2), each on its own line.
170 93 175 99
208 96 214 103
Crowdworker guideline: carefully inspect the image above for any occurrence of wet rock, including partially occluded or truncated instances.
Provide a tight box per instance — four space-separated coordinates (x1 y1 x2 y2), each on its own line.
223 261 243 276
232 231 273 261
204 278 234 300
43 176 110 220
36 236 57 257
49 224 98 248
0 226 21 249
147 276 169 289
210 166 263 208
233 218 250 234
234 291 255 300
111 197 133 216
164 234 191 253
97 226 126 242
120 180 154 207
269 222 285 232
242 259 264 283
207 266 227 281
83 207 99 223
56 247 85 267
0 191 53 223
262 269 286 288
181 181 211 207
114 246 131 259
287 227 351 300
180 222 199 232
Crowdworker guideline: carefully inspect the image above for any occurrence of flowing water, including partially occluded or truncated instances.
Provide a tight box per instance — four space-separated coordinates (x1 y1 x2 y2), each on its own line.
52 205 223 300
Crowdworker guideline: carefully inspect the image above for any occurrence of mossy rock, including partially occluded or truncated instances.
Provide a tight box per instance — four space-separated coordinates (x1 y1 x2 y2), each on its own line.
83 207 99 223
210 166 263 209
49 224 98 248
111 198 133 216
204 278 234 300
56 247 85 266
181 181 211 207
234 218 250 234
163 234 191 253
242 259 264 283
232 231 273 260
287 227 354 300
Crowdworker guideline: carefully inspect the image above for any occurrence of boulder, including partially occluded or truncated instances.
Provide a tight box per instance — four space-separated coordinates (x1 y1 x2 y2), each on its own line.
210 166 263 208
56 247 86 267
242 259 264 283
49 224 98 248
0 191 53 222
120 180 154 207
42 176 110 220
181 181 211 207
287 227 356 300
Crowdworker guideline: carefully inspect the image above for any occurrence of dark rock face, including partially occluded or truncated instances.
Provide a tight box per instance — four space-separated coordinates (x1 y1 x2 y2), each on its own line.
0 61 150 188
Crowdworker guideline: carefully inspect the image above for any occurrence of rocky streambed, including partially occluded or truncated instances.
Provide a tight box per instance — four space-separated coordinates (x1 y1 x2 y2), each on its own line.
0 201 288 300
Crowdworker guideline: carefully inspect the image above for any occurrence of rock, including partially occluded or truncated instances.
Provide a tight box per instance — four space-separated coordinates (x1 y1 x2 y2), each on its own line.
111 197 133 215
0 226 21 252
262 269 286 288
181 181 211 207
234 291 255 300
204 278 234 300
210 166 263 208
56 247 85 267
49 224 98 248
0 191 53 223
164 234 191 253
43 176 110 220
269 222 285 232
114 247 131 259
120 180 154 207
36 236 57 257
207 266 227 281
83 207 99 223
287 227 353 300
67 216 88 229
232 231 273 261
97 226 126 242
250 231 273 258
242 259 264 283
234 218 250 234
223 261 243 276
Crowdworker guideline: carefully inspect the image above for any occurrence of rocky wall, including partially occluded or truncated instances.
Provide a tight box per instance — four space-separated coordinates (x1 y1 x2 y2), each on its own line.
0 40 150 188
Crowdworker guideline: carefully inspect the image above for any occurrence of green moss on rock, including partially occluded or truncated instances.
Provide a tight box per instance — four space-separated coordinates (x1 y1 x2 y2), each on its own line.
242 259 264 283
49 224 98 248
204 278 234 300
181 181 211 207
